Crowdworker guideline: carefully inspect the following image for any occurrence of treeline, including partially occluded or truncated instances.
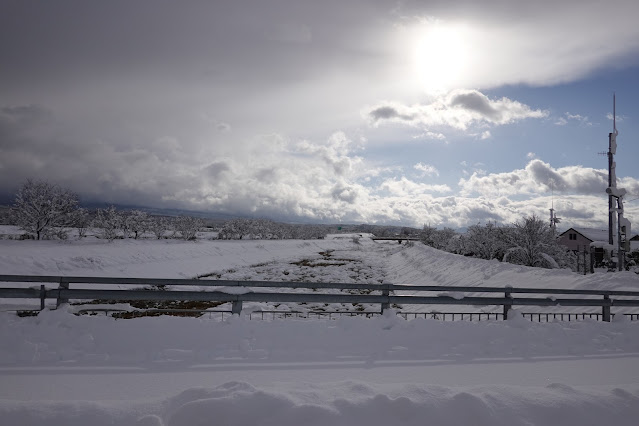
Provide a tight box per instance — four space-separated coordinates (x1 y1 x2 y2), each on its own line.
419 216 575 270
6 179 330 241
217 218 328 240
7 179 203 241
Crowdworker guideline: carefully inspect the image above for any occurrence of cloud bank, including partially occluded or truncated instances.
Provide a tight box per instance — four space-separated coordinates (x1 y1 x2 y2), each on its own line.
366 90 548 132
2 105 636 229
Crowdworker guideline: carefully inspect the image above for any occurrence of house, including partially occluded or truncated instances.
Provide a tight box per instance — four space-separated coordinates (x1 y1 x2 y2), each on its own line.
558 227 639 266
558 227 612 267
557 228 610 252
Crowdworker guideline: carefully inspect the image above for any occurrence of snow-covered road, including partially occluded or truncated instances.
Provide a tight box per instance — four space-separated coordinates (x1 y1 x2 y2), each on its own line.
3 355 638 401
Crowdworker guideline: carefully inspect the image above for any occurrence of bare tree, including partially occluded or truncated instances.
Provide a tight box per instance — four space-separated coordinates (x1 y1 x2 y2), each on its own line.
95 206 121 241
174 215 203 240
75 208 90 238
149 216 170 239
125 210 149 239
11 179 80 240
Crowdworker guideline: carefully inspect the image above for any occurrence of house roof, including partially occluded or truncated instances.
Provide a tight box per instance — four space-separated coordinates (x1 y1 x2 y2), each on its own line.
560 227 609 242
560 227 638 243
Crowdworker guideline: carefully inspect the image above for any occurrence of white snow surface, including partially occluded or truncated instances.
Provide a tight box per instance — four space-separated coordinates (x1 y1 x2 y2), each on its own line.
2 233 639 426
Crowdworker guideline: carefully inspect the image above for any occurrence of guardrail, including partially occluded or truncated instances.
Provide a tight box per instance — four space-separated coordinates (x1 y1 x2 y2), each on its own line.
2 274 639 321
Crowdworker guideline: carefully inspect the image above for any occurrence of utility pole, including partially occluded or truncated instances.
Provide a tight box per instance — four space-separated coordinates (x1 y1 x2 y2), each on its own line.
607 96 615 248
605 94 631 271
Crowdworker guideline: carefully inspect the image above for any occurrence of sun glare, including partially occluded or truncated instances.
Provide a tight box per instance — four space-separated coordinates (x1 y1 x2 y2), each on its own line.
413 23 472 93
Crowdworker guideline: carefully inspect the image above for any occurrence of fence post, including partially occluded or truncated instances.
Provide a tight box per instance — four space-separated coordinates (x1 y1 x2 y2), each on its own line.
381 284 390 313
40 285 46 310
503 287 512 320
232 299 243 315
602 295 611 322
57 280 69 308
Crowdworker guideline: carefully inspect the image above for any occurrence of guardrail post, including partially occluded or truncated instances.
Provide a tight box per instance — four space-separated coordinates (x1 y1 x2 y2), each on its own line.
40 285 46 310
602 295 611 322
57 280 69 308
503 287 512 320
232 299 243 315
381 284 390 313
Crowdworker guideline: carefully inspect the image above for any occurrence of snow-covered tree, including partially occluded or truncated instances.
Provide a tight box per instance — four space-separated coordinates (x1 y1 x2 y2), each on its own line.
75 208 90 238
502 214 572 269
465 222 507 260
11 179 81 240
95 206 121 241
149 216 170 239
174 215 203 240
420 225 457 251
125 210 149 239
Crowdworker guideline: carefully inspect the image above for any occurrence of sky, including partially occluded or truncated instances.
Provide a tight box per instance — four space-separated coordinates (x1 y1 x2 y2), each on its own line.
1 0 639 229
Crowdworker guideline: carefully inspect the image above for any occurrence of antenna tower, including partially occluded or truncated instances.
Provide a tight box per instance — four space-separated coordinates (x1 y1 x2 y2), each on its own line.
549 180 560 232
604 94 631 271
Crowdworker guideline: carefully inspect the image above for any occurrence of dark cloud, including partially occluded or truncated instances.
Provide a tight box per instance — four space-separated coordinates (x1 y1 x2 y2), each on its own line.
0 105 50 122
331 184 359 204
449 91 500 120
368 106 413 122
366 91 547 131
204 161 232 180
464 206 505 224
526 160 567 190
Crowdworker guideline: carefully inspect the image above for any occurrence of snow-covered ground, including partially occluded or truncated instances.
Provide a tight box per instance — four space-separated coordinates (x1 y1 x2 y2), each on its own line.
1 232 639 425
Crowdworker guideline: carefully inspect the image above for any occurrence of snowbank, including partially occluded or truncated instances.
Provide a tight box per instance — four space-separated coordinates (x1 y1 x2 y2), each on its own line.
2 232 639 425
5 380 638 426
1 309 639 425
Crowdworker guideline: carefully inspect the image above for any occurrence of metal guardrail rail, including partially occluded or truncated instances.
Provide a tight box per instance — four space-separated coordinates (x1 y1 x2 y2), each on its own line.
2 274 639 321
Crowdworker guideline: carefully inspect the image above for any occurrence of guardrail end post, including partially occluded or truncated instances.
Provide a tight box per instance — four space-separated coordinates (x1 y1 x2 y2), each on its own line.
503 288 512 320
602 295 611 322
381 285 390 314
57 280 69 308
232 300 243 315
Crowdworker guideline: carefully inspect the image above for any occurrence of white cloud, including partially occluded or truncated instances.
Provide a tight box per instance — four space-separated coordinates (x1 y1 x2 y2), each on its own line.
412 131 446 141
527 152 536 159
413 162 439 177
458 159 639 198
366 89 548 133
379 177 450 196
554 112 592 126
606 112 626 123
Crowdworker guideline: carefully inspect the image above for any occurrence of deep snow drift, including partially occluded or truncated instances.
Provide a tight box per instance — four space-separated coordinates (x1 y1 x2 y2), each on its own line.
1 232 639 425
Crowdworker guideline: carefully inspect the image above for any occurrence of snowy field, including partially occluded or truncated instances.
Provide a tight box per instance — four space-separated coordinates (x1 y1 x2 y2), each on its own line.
1 232 639 425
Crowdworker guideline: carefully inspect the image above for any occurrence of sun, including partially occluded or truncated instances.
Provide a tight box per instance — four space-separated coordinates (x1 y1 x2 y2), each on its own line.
413 23 472 93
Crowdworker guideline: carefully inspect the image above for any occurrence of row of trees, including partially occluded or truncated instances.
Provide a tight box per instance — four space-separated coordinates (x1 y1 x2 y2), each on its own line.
9 180 203 241
92 206 202 241
218 218 328 240
9 179 328 242
420 216 575 269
